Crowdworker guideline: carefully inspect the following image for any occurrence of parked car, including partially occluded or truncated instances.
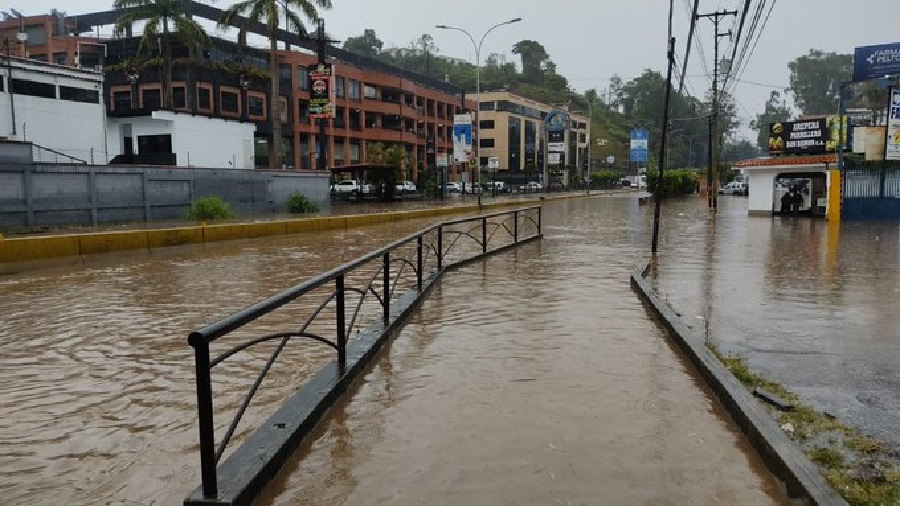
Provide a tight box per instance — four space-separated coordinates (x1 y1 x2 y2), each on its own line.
719 181 748 196
445 182 461 193
395 180 417 194
486 181 509 193
331 180 371 193
523 181 543 191
463 181 483 194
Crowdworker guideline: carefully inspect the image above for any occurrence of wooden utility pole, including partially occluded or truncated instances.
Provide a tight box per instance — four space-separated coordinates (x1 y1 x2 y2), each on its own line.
696 9 736 211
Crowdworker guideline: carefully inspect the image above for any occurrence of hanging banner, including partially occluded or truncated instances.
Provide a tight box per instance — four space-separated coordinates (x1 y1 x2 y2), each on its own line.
308 63 334 119
887 89 900 161
453 114 472 163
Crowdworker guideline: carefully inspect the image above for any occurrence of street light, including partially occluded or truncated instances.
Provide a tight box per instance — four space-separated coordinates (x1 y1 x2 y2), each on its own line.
436 17 521 192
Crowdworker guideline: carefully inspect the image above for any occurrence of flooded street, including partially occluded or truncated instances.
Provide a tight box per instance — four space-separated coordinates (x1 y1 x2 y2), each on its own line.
0 193 896 504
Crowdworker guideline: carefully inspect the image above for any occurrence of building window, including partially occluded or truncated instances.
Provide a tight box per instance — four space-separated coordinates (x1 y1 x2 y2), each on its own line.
197 87 211 109
59 85 99 104
113 90 130 110
248 95 265 117
279 63 291 81
479 119 495 129
137 134 172 154
298 66 309 91
172 86 186 108
142 88 161 109
363 84 377 99
53 52 68 65
480 138 495 148
298 99 309 123
334 106 346 128
24 24 47 45
348 79 360 100
221 90 239 113
11 78 56 99
479 101 495 111
0 78 4 92
335 76 345 99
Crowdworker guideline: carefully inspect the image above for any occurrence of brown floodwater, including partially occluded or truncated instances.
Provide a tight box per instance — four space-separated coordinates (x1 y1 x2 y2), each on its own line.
10 193 884 505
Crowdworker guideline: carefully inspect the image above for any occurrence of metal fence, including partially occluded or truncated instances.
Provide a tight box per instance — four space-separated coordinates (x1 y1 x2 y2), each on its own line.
187 206 541 502
842 165 900 220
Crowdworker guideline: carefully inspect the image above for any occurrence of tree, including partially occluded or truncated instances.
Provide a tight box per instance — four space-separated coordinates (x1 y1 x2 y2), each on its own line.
113 0 210 109
753 90 792 150
219 0 332 171
722 139 759 162
788 49 852 116
512 40 549 84
343 28 383 57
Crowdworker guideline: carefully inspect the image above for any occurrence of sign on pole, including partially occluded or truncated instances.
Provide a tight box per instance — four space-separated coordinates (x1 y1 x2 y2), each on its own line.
437 152 449 168
853 43 900 82
548 152 561 165
453 114 473 163
629 128 649 163
887 89 900 161
546 109 569 152
487 157 500 170
308 64 334 119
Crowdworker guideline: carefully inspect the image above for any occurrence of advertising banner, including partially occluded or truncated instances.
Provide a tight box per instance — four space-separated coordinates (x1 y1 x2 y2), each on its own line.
548 130 566 152
308 64 334 119
887 89 900 161
453 114 472 163
629 128 649 163
768 119 829 155
853 43 900 82
546 109 570 153
436 152 449 167
548 152 561 165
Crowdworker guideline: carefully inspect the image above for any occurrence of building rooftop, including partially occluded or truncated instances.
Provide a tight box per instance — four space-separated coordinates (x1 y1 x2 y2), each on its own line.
734 154 837 168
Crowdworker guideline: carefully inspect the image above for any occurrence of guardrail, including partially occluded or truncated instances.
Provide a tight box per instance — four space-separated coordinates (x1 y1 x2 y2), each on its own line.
187 205 541 502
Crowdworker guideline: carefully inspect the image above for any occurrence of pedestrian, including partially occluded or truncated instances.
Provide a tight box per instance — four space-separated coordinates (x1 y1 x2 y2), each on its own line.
780 190 792 214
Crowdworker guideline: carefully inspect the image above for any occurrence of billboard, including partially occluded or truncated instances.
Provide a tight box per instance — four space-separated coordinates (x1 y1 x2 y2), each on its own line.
887 89 900 161
308 64 334 119
453 114 472 163
629 128 649 163
853 43 900 82
769 118 851 156
548 130 565 152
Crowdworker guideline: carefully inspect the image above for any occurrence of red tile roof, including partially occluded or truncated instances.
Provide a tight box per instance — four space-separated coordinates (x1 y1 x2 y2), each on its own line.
734 154 837 168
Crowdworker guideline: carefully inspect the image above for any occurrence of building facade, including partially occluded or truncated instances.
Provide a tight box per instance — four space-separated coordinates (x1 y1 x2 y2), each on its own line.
0 55 107 163
1 8 474 181
470 91 589 183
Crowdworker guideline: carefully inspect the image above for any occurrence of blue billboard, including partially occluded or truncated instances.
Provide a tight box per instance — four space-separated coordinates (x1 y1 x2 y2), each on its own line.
853 43 900 82
629 128 649 163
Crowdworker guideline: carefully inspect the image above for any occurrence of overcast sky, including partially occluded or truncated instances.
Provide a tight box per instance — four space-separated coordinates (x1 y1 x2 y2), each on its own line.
12 0 900 140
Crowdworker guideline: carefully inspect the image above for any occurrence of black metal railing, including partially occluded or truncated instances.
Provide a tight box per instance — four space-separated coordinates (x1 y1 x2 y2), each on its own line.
189 206 541 498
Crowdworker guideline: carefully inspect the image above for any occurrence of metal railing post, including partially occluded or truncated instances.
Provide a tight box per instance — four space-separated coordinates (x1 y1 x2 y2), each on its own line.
192 341 217 498
335 274 346 368
437 226 443 270
537 206 542 234
382 252 390 326
482 217 487 254
513 210 518 243
416 236 423 290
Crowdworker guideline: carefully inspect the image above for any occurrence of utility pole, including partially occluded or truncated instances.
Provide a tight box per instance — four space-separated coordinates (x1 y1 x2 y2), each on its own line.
316 18 327 172
696 9 736 211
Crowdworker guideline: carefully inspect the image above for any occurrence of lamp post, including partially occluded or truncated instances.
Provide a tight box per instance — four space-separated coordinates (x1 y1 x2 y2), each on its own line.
436 17 521 193
126 67 140 110
3 37 16 137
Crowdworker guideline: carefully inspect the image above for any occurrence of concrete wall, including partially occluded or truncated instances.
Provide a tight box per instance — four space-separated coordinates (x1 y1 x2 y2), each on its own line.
746 164 832 217
107 111 255 169
0 60 106 163
0 164 330 228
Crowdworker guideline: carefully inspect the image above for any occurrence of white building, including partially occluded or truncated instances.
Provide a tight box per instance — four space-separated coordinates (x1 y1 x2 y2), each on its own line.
106 110 256 169
0 56 107 163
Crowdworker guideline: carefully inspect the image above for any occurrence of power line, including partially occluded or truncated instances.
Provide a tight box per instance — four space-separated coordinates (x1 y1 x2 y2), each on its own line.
728 0 778 94
721 0 752 90
727 0 767 93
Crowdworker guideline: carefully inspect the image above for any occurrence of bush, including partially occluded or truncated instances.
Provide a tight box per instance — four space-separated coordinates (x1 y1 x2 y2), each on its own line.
187 197 234 221
646 169 699 197
590 170 621 189
286 191 320 214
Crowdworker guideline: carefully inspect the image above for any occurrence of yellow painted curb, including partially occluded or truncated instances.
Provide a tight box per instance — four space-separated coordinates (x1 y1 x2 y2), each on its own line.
202 224 250 242
0 235 81 263
285 218 320 234
79 230 150 256
146 227 205 249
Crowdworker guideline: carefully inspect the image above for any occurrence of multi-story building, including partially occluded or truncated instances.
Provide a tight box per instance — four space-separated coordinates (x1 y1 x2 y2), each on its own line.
471 91 589 185
1 5 475 181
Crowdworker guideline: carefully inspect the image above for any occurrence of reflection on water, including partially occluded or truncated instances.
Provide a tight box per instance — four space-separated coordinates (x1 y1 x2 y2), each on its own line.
4 193 895 504
650 197 900 450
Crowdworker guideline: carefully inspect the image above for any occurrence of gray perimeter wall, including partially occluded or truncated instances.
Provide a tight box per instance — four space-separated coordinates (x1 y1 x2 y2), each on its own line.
0 164 331 228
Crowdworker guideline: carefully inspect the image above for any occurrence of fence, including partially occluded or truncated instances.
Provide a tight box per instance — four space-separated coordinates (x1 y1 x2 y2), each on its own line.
0 163 330 229
184 206 541 505
842 164 900 220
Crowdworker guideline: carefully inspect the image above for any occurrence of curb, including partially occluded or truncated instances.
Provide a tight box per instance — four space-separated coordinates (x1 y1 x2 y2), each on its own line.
630 261 848 506
0 193 587 267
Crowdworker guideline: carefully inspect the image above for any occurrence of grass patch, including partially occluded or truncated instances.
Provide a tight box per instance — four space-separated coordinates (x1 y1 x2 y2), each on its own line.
706 342 900 506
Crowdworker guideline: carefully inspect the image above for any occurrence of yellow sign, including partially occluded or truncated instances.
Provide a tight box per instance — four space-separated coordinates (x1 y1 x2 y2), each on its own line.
469 158 477 167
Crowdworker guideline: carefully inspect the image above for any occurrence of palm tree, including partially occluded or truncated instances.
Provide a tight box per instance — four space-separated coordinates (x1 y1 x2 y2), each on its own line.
113 0 210 110
219 0 332 171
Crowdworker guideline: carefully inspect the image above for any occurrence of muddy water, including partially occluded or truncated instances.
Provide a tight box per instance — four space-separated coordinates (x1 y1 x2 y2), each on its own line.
1 194 836 505
257 196 787 505
649 196 900 450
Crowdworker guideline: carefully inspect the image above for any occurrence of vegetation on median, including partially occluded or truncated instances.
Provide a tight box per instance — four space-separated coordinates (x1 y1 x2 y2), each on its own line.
706 341 900 506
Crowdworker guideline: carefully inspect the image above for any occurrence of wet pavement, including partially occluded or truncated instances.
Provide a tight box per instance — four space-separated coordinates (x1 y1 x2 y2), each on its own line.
4 192 895 504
